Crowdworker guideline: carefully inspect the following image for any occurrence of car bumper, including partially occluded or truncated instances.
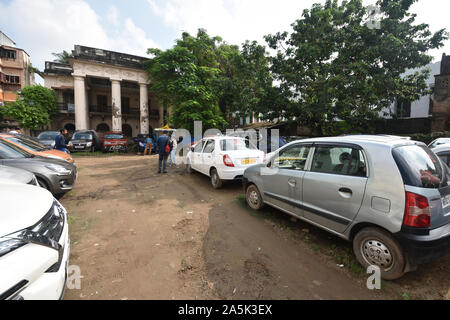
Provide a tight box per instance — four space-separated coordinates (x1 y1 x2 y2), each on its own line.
218 168 247 180
48 168 77 194
69 145 91 152
20 221 70 300
395 222 450 266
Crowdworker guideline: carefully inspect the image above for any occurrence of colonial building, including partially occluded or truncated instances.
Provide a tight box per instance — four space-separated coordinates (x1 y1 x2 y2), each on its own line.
431 53 450 131
40 45 166 137
0 30 35 104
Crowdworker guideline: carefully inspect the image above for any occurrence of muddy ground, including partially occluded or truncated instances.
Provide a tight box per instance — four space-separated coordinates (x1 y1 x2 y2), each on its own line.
61 155 450 300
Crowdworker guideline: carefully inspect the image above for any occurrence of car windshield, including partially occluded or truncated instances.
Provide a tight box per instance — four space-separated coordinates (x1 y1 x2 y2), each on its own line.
0 141 30 159
393 145 448 189
220 139 251 151
73 133 93 140
430 138 450 148
105 134 124 140
38 132 59 140
5 136 47 152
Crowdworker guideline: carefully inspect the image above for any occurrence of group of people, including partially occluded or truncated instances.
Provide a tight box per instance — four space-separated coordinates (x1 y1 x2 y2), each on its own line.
154 131 179 174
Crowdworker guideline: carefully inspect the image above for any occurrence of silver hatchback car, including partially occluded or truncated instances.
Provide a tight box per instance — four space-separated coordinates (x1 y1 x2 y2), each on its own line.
243 135 450 280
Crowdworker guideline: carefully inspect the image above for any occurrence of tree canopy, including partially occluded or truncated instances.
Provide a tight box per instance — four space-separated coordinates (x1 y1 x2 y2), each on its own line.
265 0 448 135
0 85 58 130
52 50 73 64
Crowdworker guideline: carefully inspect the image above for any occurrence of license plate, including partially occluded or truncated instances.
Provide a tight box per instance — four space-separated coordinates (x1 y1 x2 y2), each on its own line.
241 158 257 165
74 146 84 149
442 194 450 208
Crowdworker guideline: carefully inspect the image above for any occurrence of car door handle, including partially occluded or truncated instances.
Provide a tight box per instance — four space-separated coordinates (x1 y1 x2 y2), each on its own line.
339 187 353 197
288 179 297 188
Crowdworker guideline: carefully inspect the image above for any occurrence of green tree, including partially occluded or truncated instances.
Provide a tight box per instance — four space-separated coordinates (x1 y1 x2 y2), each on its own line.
0 85 58 130
52 50 73 64
145 29 228 133
265 0 448 135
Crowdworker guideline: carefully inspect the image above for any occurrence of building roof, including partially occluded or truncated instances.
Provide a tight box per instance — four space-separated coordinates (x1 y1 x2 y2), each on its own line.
0 31 16 47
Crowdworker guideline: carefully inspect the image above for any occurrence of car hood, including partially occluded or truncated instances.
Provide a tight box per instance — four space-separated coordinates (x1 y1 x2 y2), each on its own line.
0 165 34 184
2 156 75 171
0 183 54 237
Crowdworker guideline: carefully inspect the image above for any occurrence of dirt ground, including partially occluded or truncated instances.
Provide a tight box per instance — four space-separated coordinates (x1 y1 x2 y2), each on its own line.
61 155 450 300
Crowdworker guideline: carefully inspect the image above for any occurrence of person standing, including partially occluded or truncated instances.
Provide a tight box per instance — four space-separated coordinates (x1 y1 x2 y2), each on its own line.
168 133 178 167
144 135 153 156
156 131 171 174
55 129 70 154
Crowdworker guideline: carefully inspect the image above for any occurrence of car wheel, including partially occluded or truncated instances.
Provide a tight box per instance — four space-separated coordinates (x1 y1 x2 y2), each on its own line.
210 168 223 189
246 184 265 210
186 162 193 174
353 227 406 280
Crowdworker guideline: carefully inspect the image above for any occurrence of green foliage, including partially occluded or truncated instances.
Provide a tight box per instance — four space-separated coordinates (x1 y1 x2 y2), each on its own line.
0 85 58 130
145 29 276 132
265 0 448 135
52 50 73 64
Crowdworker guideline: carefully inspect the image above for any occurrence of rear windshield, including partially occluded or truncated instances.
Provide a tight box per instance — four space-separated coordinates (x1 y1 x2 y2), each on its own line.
393 145 449 189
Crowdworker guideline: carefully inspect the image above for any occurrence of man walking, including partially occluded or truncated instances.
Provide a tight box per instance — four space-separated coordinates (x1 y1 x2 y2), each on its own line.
156 131 171 174
55 129 70 154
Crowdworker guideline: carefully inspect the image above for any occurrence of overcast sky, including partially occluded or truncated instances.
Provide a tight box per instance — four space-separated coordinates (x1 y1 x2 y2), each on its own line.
1 0 449 80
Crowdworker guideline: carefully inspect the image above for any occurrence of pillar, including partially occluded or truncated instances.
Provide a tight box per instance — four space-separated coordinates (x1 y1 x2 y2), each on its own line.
74 76 88 130
139 83 149 134
158 104 164 127
111 79 122 132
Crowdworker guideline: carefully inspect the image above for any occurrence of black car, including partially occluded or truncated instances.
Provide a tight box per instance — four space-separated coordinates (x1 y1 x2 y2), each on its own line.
68 130 102 152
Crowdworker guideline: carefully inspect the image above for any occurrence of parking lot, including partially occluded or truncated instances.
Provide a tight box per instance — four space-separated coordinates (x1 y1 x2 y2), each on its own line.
61 154 450 300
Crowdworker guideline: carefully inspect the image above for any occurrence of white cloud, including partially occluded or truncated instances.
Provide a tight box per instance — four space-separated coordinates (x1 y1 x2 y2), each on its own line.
148 0 449 62
107 5 119 26
0 0 160 75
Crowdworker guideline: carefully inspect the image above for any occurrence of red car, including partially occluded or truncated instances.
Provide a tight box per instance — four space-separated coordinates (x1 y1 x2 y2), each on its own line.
102 132 129 153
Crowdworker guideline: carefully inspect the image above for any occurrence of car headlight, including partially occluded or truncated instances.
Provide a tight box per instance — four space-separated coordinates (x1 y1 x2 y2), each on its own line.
51 142 55 147
68 142 73 146
45 164 71 176
86 142 93 147
0 201 65 258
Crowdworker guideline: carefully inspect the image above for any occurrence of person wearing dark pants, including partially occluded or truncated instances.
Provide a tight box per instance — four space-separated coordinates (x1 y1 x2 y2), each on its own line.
156 131 170 174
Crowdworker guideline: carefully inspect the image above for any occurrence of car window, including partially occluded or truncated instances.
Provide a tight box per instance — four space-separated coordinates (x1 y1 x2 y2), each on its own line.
393 145 445 188
437 153 450 167
311 146 367 177
194 140 205 153
0 142 27 159
273 145 311 171
221 139 248 151
203 139 215 154
38 132 58 140
73 133 93 140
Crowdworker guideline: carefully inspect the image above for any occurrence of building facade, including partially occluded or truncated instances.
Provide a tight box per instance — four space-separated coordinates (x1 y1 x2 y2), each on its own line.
40 45 167 137
0 30 35 104
431 54 450 131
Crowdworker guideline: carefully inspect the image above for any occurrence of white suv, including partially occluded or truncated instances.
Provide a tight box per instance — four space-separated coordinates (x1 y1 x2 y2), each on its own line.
0 183 70 300
186 136 265 189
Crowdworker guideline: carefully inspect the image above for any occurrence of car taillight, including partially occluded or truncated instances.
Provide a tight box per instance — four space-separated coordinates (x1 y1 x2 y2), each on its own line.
223 155 234 167
403 192 431 228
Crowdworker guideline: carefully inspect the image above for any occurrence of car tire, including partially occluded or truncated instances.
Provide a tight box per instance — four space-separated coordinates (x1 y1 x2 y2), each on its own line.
246 184 265 210
353 227 406 280
210 168 223 189
186 162 193 174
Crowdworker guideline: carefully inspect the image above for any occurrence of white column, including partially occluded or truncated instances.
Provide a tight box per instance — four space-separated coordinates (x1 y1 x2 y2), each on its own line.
111 79 122 132
139 83 149 134
74 76 88 130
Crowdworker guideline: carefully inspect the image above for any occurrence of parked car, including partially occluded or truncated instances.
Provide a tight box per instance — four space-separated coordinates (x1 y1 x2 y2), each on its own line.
431 145 450 167
0 134 74 164
102 132 129 153
37 131 60 148
68 130 102 153
0 164 38 186
0 183 70 300
186 136 265 189
0 140 77 196
429 138 450 149
243 135 450 280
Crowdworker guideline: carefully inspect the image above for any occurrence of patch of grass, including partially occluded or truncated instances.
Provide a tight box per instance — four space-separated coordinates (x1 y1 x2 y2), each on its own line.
311 244 320 253
67 215 77 226
401 292 410 300
334 248 364 276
